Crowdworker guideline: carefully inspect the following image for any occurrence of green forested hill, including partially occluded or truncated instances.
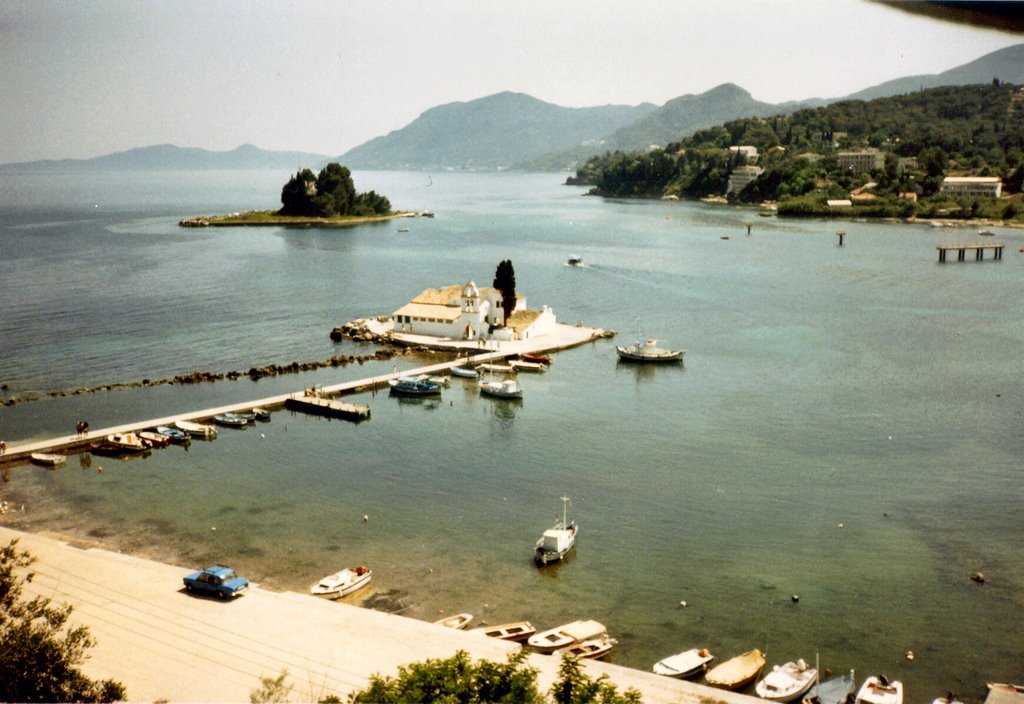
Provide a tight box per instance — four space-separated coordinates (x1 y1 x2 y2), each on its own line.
570 83 1024 221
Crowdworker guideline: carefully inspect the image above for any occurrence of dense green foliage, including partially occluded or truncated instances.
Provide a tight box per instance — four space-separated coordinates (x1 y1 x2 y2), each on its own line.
0 540 126 703
493 259 517 323
346 650 641 704
570 83 1024 221
279 163 391 217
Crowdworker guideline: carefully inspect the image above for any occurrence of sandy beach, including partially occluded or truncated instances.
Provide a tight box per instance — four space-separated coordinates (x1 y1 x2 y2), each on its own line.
1 525 762 703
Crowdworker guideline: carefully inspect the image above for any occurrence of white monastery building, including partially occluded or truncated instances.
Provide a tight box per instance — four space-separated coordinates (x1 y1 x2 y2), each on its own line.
392 281 557 342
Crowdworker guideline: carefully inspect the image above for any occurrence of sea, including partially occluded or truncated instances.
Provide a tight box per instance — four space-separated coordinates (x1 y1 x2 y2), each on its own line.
0 169 1022 699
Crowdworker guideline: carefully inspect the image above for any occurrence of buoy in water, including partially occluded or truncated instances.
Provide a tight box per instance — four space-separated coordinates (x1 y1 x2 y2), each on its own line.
970 572 985 583
792 594 800 603
905 650 915 661
363 514 369 522
679 600 688 608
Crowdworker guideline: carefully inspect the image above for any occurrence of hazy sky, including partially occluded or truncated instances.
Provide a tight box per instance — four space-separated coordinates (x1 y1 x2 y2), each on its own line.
1 0 1020 164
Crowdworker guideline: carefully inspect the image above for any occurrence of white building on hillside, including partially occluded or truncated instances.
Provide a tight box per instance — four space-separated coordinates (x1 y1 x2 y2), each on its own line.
392 281 557 342
941 176 1002 199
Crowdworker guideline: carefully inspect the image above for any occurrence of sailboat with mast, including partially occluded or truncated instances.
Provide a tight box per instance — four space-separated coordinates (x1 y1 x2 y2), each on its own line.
534 495 577 565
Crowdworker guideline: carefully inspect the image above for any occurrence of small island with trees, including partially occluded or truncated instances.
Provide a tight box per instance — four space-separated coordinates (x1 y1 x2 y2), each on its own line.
180 162 412 228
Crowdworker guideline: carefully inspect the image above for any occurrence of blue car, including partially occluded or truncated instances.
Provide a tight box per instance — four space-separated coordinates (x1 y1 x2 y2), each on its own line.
183 566 249 599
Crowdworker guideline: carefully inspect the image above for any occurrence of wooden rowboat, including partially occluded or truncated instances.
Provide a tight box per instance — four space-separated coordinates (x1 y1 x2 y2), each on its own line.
475 621 535 642
653 647 714 678
434 612 473 629
30 452 67 467
555 634 616 660
705 649 765 690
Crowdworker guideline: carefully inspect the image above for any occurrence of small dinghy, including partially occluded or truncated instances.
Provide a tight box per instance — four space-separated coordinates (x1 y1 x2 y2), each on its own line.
138 431 170 448
756 659 818 702
105 432 147 453
803 670 856 704
252 407 272 422
175 420 217 439
855 676 903 704
652 648 714 678
528 620 605 653
156 426 190 443
475 621 536 642
214 413 248 428
705 649 766 690
30 452 67 467
451 366 478 378
434 612 474 629
555 634 616 660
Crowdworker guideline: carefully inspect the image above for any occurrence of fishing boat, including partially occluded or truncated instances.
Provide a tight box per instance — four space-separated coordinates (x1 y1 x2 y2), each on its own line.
450 366 478 378
527 619 606 653
804 670 856 704
105 432 148 452
475 621 536 642
855 676 903 704
30 452 66 467
309 565 371 599
138 431 170 448
251 407 271 422
155 426 190 443
479 378 523 399
535 495 577 565
652 648 715 678
756 659 818 702
433 612 473 629
388 377 442 396
174 420 218 439
615 336 684 363
554 634 616 660
213 413 248 428
705 649 766 690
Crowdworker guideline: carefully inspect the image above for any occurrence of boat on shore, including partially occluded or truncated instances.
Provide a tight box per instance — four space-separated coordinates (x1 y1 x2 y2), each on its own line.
310 566 371 599
756 659 818 702
855 676 903 704
30 452 66 467
554 634 616 660
804 670 856 704
479 378 523 399
652 648 714 678
705 648 766 690
174 420 218 439
528 619 606 653
434 612 473 629
474 621 536 642
535 495 577 565
451 366 478 378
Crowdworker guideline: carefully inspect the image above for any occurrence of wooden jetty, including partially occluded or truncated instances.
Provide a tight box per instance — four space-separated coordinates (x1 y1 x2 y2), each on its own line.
284 392 370 421
937 242 1004 262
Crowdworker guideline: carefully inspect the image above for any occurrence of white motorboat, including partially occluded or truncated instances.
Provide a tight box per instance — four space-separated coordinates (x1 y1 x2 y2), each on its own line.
30 452 67 467
555 634 616 660
175 420 218 439
434 612 473 629
527 619 606 653
652 647 714 678
705 649 766 690
804 670 856 704
479 378 523 399
535 495 577 565
106 432 148 452
855 676 903 704
310 566 371 599
475 621 535 642
756 659 818 702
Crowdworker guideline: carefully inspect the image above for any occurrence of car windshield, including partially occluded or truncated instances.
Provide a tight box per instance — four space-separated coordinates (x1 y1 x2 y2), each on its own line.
220 570 236 580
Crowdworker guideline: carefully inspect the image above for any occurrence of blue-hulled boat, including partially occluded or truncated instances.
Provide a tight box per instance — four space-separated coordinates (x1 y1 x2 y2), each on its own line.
388 376 442 396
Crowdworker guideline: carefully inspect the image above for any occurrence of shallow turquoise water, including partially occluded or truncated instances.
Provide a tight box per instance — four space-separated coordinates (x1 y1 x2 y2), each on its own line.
1 171 1022 698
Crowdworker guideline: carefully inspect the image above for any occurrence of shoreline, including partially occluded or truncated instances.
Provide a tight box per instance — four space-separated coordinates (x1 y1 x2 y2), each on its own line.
178 209 418 228
0 524 759 704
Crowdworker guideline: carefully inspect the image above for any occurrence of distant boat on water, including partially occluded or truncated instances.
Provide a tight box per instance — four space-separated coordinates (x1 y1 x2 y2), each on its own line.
535 495 576 565
30 452 66 467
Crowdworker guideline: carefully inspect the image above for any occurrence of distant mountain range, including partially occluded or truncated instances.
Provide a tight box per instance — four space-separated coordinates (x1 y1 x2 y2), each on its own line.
4 43 1022 173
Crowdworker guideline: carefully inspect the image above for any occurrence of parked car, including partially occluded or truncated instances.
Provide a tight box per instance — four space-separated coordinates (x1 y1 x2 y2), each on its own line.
182 566 249 599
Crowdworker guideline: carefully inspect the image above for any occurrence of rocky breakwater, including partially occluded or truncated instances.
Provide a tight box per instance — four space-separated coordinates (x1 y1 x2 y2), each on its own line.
330 317 394 345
